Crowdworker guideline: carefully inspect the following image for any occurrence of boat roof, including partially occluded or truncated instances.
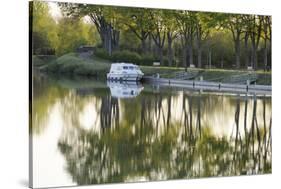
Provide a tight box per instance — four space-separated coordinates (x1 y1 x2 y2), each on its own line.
111 63 138 67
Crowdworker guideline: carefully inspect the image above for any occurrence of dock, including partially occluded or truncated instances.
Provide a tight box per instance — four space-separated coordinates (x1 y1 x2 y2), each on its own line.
142 76 271 95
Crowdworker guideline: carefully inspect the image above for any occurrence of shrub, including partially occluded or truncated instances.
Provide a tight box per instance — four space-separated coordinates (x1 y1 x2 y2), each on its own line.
59 62 81 74
34 47 55 55
139 54 158 66
43 62 60 72
32 56 45 66
162 57 169 67
74 63 110 76
94 48 111 60
74 64 97 76
42 53 82 73
111 50 141 64
56 53 80 65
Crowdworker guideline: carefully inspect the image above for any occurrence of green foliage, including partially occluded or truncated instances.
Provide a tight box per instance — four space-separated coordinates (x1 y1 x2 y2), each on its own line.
30 1 58 54
32 32 50 50
32 1 271 70
119 30 141 52
56 17 97 55
94 48 111 60
94 48 158 66
139 54 158 66
42 53 110 76
32 56 45 66
34 47 56 55
111 50 141 64
32 55 56 67
204 30 234 68
31 1 99 56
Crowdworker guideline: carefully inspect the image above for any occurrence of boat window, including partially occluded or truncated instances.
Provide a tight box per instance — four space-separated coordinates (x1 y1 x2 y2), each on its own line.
123 66 128 70
129 66 134 70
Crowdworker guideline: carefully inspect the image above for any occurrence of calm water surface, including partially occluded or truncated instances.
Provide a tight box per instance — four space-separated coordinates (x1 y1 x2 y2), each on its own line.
31 73 272 188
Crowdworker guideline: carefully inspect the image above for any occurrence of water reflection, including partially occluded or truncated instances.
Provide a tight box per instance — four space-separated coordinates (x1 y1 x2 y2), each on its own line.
107 81 144 98
32 75 272 187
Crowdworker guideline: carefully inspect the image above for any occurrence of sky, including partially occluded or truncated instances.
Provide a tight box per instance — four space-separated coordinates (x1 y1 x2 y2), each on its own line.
48 1 92 23
48 1 62 20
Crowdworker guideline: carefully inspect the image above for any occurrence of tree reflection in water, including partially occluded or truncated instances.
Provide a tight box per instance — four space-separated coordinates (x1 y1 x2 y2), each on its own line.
56 84 271 185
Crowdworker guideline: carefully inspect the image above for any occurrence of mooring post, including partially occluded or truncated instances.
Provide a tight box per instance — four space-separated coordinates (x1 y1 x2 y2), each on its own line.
199 76 203 92
246 80 249 92
156 73 160 78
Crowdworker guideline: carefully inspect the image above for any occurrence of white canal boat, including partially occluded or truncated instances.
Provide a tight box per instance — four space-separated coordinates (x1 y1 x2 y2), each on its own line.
107 63 144 81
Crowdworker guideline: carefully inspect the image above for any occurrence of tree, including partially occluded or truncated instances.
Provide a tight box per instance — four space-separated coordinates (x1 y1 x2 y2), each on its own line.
218 14 245 69
175 11 197 70
56 17 97 55
162 10 179 66
244 15 263 69
243 28 251 69
30 1 58 54
118 8 152 54
261 16 272 70
194 13 212 68
149 10 167 65
59 3 120 55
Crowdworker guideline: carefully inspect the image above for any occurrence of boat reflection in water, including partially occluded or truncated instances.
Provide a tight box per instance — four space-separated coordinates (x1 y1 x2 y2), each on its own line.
107 80 144 98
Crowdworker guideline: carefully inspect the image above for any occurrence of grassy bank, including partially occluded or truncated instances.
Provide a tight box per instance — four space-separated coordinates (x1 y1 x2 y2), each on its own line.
33 53 271 85
34 53 111 77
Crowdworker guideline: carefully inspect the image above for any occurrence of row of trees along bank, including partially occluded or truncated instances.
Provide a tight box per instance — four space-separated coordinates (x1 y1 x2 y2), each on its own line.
31 1 272 70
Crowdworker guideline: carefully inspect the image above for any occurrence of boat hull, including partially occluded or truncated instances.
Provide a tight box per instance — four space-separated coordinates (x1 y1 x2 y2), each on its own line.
107 73 143 81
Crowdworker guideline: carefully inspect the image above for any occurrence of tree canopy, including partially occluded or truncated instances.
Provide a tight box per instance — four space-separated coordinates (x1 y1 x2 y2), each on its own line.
31 1 272 70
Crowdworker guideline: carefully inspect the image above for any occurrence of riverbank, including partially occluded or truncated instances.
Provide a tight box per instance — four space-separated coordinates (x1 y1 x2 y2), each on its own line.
33 53 272 85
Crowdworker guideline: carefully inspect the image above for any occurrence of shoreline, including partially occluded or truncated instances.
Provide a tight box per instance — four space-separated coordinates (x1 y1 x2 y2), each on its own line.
33 53 272 86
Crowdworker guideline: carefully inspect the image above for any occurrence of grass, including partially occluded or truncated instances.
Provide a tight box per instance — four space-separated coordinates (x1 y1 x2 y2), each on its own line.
32 55 56 67
33 52 271 85
37 53 111 77
140 65 271 85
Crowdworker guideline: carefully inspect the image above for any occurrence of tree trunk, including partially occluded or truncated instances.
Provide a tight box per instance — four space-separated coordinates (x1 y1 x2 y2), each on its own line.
235 39 241 69
206 49 209 68
252 43 257 70
141 38 147 54
250 16 262 70
159 47 163 65
151 30 166 66
107 25 112 56
209 50 212 68
245 32 250 69
182 45 187 71
220 56 224 68
198 48 202 68
112 29 120 51
95 22 119 56
263 40 268 71
148 33 152 52
167 32 173 67
140 31 148 54
196 28 202 68
188 45 193 67
230 26 241 69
